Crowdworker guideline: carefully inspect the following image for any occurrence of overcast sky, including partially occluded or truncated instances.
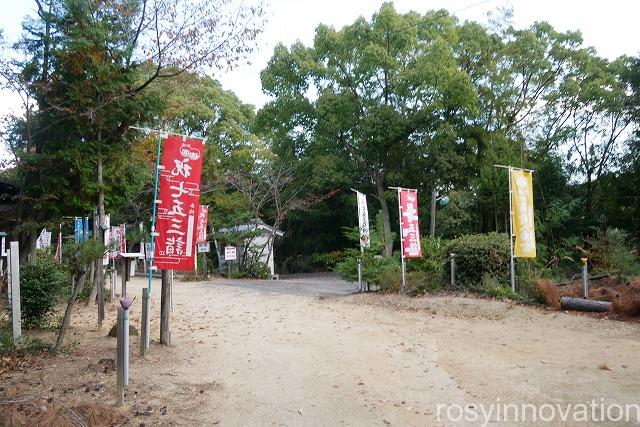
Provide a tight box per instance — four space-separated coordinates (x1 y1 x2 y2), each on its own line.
0 0 639 158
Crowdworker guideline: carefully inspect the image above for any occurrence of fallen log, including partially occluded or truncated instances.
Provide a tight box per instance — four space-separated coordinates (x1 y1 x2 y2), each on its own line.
560 297 612 313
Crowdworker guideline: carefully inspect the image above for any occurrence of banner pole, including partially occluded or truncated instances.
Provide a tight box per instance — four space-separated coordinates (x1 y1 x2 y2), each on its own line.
396 188 407 293
147 133 163 295
508 166 516 292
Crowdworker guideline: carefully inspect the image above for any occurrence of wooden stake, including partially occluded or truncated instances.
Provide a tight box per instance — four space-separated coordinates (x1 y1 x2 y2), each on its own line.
160 270 171 345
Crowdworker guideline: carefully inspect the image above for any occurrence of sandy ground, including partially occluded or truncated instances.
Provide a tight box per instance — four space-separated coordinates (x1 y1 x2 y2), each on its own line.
3 276 640 426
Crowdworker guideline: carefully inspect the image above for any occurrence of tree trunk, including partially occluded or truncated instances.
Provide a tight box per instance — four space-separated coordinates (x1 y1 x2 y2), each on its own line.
54 271 88 353
375 174 393 257
429 187 437 237
160 270 171 345
86 261 96 305
96 134 105 327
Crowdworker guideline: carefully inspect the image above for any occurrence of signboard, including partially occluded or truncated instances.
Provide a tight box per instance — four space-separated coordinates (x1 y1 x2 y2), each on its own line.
154 135 205 270
356 191 370 249
399 189 422 258
196 205 209 243
224 246 237 261
197 242 210 253
511 170 536 258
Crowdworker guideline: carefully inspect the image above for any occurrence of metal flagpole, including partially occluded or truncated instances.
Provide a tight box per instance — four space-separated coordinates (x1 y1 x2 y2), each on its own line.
494 164 523 292
508 166 515 292
147 132 163 295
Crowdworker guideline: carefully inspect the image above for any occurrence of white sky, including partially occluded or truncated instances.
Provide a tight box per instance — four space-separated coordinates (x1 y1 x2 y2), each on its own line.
1 0 639 160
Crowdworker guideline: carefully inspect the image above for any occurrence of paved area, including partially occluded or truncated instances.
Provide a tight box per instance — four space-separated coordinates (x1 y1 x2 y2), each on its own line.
208 274 359 297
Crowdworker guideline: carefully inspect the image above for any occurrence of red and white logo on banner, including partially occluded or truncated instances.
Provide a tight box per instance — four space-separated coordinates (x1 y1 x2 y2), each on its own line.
196 205 209 243
154 135 204 270
399 189 422 258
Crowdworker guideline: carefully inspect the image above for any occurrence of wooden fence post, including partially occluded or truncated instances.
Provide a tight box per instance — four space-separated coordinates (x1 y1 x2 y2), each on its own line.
160 270 171 345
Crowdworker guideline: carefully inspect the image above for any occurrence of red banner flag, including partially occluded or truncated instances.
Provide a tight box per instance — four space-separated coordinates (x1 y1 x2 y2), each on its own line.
55 225 62 261
399 189 422 258
196 205 209 243
154 135 205 270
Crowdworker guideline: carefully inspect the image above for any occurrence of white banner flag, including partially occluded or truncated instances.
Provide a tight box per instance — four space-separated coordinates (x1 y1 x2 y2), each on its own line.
36 229 52 249
103 214 111 265
357 191 370 249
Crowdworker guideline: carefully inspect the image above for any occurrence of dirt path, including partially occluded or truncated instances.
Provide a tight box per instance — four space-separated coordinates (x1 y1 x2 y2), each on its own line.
3 277 640 426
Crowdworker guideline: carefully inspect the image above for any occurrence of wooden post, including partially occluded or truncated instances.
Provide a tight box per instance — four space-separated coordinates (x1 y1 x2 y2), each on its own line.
9 242 21 343
450 253 456 287
160 270 171 345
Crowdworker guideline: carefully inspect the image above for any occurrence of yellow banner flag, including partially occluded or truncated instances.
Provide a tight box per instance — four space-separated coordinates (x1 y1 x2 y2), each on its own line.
511 170 536 258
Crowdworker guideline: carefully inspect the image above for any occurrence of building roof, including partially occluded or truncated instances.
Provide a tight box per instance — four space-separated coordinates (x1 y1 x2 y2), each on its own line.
217 219 284 237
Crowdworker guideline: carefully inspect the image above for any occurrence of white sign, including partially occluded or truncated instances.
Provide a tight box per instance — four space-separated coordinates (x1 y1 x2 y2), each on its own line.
224 246 237 261
356 191 370 249
36 229 52 250
197 242 210 253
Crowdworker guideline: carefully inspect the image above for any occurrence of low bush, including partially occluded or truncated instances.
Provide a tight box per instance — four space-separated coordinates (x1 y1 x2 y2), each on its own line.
478 274 521 300
407 271 445 295
20 253 70 328
244 261 270 279
406 237 447 294
0 322 52 356
443 232 510 289
586 228 640 281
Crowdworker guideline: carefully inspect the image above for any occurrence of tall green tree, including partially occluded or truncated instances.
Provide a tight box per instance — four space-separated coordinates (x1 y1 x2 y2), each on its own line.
4 0 265 255
259 4 477 256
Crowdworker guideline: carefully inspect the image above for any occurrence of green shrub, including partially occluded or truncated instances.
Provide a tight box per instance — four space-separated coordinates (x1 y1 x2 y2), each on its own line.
0 322 52 355
407 271 445 295
479 274 521 301
443 232 510 289
281 251 349 274
586 228 639 280
406 237 447 293
20 253 70 328
335 249 400 286
376 263 402 292
244 261 270 279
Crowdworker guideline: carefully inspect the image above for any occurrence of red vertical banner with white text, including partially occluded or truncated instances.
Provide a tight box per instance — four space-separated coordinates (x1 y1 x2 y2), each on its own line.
399 189 422 258
154 135 204 270
196 205 209 243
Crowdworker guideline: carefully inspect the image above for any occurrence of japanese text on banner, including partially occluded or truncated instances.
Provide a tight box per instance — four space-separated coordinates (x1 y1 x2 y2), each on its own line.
154 135 204 270
196 205 209 243
356 191 370 249
399 189 422 258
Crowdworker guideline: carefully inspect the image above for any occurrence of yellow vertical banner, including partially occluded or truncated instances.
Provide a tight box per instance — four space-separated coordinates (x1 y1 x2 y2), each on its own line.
511 170 536 258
